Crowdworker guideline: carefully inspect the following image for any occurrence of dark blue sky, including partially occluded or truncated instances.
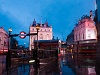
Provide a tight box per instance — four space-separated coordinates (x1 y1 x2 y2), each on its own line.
0 0 95 46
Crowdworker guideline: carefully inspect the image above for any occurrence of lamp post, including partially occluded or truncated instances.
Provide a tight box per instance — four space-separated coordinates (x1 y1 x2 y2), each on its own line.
8 27 12 52
35 25 40 74
36 25 40 51
6 27 12 72
36 25 40 60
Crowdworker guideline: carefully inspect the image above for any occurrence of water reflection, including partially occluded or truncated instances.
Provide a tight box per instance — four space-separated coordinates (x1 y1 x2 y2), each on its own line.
0 52 99 75
0 55 60 75
66 53 96 75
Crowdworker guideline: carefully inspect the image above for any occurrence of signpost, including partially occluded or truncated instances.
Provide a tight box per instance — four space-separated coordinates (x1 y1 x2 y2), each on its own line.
19 31 26 39
7 31 39 74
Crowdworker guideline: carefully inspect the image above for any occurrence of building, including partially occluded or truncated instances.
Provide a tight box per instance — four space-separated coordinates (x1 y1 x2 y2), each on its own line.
66 29 74 53
29 19 52 50
94 0 100 75
10 37 18 49
73 15 97 54
0 27 8 54
74 15 97 42
34 39 61 50
96 0 100 22
66 29 74 45
34 39 61 59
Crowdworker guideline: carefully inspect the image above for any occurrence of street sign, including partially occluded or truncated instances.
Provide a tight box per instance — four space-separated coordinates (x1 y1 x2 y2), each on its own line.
19 31 26 39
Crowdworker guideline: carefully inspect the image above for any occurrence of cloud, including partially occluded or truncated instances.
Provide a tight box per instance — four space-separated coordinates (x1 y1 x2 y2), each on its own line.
0 0 96 42
0 0 42 28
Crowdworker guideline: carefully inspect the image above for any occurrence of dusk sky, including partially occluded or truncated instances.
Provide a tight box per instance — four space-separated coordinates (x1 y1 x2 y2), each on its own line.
0 0 95 46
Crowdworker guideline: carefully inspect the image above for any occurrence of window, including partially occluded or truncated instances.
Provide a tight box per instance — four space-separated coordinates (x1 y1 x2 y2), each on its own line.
76 35 77 40
79 34 80 40
83 34 84 39
41 29 42 31
46 34 49 40
34 37 36 40
40 34 43 40
0 37 1 44
88 34 91 38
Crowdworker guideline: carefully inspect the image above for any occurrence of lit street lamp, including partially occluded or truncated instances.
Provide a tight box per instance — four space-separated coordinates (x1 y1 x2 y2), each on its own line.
36 25 40 51
34 25 40 74
6 27 12 72
8 27 12 52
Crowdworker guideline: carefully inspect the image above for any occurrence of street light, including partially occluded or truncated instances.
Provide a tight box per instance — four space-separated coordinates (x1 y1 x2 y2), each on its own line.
6 27 12 72
35 25 40 74
8 27 12 53
36 25 40 51
8 27 12 32
36 25 40 57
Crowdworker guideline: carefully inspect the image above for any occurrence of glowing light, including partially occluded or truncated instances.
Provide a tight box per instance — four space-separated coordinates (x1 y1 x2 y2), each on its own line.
29 60 35 63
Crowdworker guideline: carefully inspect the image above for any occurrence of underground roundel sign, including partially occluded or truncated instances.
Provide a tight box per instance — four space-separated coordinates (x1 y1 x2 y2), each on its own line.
19 31 26 39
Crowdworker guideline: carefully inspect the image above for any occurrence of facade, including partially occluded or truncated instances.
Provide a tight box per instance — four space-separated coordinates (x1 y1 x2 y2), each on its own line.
66 29 74 45
74 15 97 42
10 37 18 49
29 19 52 50
94 0 100 75
66 29 74 53
34 40 61 50
34 39 61 59
0 27 8 53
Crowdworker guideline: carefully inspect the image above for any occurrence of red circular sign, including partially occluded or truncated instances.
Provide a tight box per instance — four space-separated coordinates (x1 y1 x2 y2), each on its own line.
20 31 26 39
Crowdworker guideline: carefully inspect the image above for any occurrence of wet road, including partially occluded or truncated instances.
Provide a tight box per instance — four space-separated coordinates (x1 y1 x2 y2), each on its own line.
0 53 97 75
0 55 60 75
59 53 96 75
